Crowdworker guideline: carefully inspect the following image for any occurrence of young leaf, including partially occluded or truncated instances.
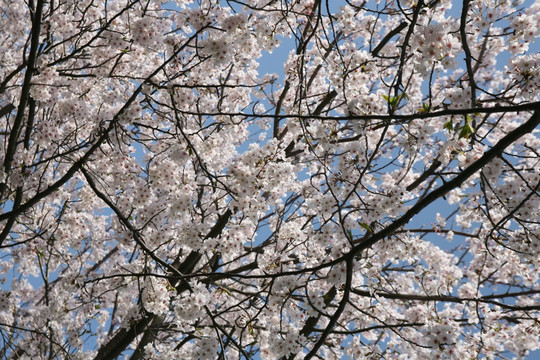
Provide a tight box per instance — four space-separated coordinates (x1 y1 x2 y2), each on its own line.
359 222 373 233
443 119 454 132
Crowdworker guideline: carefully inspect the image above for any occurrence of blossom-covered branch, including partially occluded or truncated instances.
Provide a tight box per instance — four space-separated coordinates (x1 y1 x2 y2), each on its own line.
0 0 539 359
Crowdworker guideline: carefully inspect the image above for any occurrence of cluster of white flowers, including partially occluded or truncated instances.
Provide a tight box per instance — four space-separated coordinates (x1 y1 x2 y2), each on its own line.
196 336 220 360
132 16 166 47
102 30 126 49
412 22 460 74
506 53 540 100
220 13 248 32
0 0 539 358
0 290 11 312
200 35 232 65
507 3 540 54
269 332 307 358
142 278 171 316
425 318 460 348
174 281 211 325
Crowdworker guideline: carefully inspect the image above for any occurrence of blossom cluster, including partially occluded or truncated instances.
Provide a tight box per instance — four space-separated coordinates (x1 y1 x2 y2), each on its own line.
0 0 538 359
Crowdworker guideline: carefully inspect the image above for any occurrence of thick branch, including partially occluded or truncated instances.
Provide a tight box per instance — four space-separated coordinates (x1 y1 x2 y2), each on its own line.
1 0 44 199
348 110 539 258
174 102 540 122
218 110 539 280
93 209 232 360
372 21 408 57
393 0 423 99
273 81 291 139
0 103 15 119
460 0 477 107
351 288 540 311
304 258 353 359
406 159 442 191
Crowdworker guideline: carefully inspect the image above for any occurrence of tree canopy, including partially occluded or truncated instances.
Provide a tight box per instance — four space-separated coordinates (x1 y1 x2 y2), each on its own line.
0 0 539 359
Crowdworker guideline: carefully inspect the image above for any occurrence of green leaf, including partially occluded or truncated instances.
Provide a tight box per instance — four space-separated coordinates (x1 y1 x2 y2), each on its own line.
458 116 475 139
382 92 407 111
418 103 430 113
443 120 453 132
459 124 475 139
323 286 337 307
219 287 232 296
358 222 373 233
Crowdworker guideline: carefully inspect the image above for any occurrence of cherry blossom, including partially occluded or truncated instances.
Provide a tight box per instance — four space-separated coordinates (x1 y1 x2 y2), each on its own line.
0 0 539 359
